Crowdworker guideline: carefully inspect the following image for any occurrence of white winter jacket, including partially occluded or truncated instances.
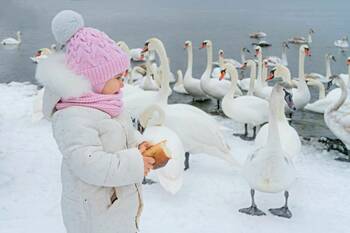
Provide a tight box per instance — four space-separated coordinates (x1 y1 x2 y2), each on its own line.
35 53 145 233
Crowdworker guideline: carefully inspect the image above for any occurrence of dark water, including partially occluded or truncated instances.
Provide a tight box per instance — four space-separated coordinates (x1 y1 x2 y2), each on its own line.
1 0 349 138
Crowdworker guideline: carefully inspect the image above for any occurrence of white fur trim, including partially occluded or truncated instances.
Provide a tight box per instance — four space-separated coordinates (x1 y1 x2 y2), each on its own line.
51 10 84 44
35 52 92 99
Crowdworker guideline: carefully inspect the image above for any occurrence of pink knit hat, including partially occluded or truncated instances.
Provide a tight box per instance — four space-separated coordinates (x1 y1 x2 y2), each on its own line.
65 27 130 93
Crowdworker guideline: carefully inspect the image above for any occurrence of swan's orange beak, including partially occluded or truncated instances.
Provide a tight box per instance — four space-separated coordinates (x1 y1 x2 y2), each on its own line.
255 50 260 57
140 54 145 60
347 60 350 65
142 46 148 53
200 42 206 49
240 63 247 69
267 71 274 81
219 70 226 80
304 48 311 57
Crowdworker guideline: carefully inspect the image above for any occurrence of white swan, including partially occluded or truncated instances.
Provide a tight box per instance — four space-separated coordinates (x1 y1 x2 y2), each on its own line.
116 40 155 61
254 46 273 100
200 40 232 109
30 44 57 64
137 53 159 91
334 36 349 51
173 70 188 94
289 44 311 113
1 31 21 45
324 75 350 158
288 29 314 44
183 40 208 101
139 104 185 194
142 38 240 167
304 77 328 113
238 59 257 93
266 42 289 67
307 53 336 83
220 60 269 140
212 47 250 69
303 58 350 114
240 77 297 218
255 65 301 159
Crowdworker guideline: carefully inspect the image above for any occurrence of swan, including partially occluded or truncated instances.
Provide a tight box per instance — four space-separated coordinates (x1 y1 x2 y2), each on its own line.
254 46 273 100
266 42 289 67
239 77 297 218
324 75 350 160
212 47 250 69
288 28 314 44
183 40 208 101
116 40 155 61
305 58 350 113
137 53 159 91
30 44 57 64
307 53 336 83
200 40 232 110
288 44 311 116
334 36 349 51
304 76 328 113
173 70 188 94
139 104 185 194
1 31 21 45
238 59 257 93
249 32 267 39
219 60 269 140
255 65 301 159
142 38 240 168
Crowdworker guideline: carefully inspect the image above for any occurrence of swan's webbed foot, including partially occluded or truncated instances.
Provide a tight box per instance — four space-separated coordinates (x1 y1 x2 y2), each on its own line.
142 177 156 185
269 206 292 219
184 152 190 171
239 204 266 216
269 190 292 218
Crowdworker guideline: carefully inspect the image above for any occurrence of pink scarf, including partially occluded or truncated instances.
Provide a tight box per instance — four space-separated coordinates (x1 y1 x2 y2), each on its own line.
56 91 123 117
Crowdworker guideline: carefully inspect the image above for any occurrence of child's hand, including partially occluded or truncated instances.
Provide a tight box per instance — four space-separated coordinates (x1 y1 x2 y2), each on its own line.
143 156 155 176
138 141 152 153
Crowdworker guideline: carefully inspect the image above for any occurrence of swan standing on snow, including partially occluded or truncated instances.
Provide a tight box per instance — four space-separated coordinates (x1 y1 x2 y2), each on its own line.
173 70 188 94
255 65 301 159
334 36 349 51
142 38 240 168
183 40 208 101
307 53 336 83
219 59 269 140
324 75 350 160
139 104 185 194
240 76 297 218
200 40 232 110
266 42 289 67
1 31 21 45
288 28 314 44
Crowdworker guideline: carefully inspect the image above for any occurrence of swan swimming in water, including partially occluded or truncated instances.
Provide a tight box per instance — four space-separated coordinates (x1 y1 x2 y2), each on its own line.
1 31 21 45
288 29 314 44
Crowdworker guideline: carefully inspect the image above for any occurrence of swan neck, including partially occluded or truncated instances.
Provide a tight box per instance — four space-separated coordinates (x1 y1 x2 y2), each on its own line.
140 104 165 127
298 51 306 83
226 65 238 97
282 47 288 66
329 79 348 112
153 42 171 103
185 47 193 76
267 85 283 148
318 81 326 99
348 65 350 89
247 63 256 95
205 46 213 73
257 54 263 85
241 50 246 63
308 33 312 43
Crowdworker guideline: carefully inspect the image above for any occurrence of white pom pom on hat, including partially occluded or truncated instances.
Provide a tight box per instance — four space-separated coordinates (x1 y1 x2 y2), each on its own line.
51 10 85 45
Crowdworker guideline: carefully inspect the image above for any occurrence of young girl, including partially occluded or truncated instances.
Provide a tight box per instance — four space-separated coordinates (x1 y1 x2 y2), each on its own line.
36 10 154 233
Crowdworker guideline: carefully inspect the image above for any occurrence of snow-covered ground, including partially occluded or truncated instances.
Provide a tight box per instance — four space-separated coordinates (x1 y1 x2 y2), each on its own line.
0 82 349 233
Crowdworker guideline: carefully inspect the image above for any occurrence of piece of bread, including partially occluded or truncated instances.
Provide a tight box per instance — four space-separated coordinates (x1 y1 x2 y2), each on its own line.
143 140 171 169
